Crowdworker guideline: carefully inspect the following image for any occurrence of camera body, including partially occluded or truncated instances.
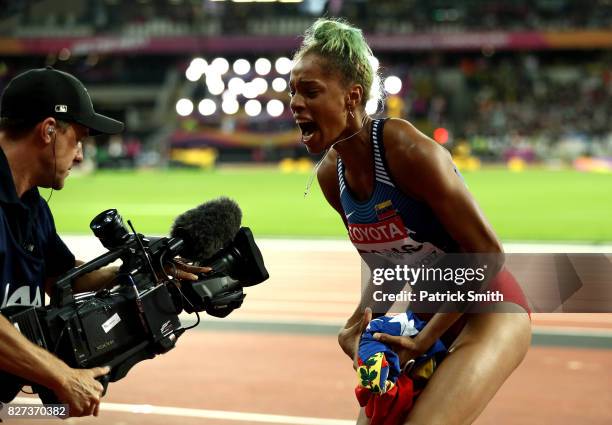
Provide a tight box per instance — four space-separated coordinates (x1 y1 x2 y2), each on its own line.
0 209 269 404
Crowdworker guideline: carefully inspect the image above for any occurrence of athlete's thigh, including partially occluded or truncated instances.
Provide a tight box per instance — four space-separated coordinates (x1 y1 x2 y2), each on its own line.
404 309 531 425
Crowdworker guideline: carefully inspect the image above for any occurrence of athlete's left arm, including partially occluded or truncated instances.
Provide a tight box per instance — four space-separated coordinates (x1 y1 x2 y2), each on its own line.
384 118 502 254
375 119 504 361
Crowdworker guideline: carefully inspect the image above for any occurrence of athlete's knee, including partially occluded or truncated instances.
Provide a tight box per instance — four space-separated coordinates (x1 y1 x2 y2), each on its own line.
511 314 532 364
498 312 531 353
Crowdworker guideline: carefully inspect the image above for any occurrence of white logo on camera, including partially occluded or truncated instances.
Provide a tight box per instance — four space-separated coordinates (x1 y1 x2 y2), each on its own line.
102 313 121 333
54 104 68 113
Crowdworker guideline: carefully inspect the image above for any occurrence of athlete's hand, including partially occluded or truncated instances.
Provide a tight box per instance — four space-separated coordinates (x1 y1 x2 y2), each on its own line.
338 308 372 370
373 333 426 369
53 365 110 417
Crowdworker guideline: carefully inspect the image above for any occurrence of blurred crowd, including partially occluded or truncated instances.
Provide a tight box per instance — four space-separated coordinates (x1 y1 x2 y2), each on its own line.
389 52 612 160
0 0 611 167
1 49 610 166
1 0 612 37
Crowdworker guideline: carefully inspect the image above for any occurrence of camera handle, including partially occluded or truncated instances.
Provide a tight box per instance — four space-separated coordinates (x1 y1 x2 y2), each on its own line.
34 338 156 407
34 375 110 408
52 247 128 308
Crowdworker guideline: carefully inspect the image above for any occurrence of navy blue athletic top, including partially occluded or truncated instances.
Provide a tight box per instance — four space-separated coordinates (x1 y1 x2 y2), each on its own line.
337 119 531 333
0 147 75 308
337 118 460 261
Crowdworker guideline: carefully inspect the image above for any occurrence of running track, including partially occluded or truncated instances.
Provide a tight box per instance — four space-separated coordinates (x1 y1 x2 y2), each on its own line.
9 238 612 424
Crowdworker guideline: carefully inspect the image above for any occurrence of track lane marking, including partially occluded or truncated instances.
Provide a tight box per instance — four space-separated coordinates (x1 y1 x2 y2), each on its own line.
13 397 354 425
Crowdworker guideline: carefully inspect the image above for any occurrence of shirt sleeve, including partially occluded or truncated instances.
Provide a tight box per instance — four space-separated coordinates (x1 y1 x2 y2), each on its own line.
36 199 76 278
45 232 76 278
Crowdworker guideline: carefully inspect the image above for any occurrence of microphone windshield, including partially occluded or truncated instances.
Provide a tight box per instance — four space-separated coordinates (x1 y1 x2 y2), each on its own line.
170 197 242 263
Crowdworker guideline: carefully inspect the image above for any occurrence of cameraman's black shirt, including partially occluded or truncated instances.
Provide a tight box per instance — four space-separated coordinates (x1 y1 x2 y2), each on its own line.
0 147 75 308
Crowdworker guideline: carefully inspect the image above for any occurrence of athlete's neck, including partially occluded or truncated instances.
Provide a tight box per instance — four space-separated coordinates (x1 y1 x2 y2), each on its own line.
333 114 374 200
333 114 373 176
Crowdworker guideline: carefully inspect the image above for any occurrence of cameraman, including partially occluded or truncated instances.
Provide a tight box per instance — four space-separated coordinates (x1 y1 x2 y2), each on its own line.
0 66 127 417
0 67 206 417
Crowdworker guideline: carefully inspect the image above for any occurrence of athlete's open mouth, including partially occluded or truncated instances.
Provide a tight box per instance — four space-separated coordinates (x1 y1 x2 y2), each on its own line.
297 121 318 142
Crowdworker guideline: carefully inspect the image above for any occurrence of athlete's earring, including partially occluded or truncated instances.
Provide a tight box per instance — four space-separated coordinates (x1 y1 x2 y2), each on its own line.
349 108 355 119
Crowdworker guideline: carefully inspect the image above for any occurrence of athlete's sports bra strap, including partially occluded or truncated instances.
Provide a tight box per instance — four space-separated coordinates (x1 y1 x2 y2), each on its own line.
371 119 395 188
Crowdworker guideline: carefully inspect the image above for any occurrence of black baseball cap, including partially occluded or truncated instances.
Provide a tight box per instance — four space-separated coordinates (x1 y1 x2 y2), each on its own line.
0 66 124 135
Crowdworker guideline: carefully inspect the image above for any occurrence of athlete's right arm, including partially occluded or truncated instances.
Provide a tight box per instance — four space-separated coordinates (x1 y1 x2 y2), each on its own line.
337 283 396 365
0 314 109 416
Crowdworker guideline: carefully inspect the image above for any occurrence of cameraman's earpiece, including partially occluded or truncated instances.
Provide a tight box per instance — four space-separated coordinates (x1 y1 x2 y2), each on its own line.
46 124 58 202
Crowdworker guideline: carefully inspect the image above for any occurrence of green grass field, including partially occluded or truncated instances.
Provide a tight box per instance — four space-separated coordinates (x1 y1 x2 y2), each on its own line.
42 168 612 242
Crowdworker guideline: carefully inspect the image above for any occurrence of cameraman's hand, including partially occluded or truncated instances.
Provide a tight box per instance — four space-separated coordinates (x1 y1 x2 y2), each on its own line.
54 365 109 417
166 257 211 281
338 308 372 370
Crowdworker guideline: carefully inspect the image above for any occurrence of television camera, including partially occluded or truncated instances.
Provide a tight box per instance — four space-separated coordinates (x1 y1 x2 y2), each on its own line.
0 198 268 404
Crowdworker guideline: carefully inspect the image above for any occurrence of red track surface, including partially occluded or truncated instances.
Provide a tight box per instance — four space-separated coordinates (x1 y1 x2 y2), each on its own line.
21 331 612 425
15 241 612 424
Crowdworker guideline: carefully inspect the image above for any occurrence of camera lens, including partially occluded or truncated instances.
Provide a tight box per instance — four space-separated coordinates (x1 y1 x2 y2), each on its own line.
90 209 131 249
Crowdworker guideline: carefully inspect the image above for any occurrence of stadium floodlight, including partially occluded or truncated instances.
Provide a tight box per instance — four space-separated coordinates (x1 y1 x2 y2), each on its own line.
275 57 293 75
176 98 194 116
222 90 236 101
210 57 230 75
198 99 217 116
368 55 380 71
384 75 402 95
222 98 240 115
185 66 202 82
254 58 272 75
245 99 262 117
433 127 449 144
233 59 251 76
242 82 259 99
266 99 284 117
370 74 381 101
228 77 246 95
206 76 225 96
272 77 288 92
365 99 379 115
58 48 71 61
190 57 208 72
252 77 269 95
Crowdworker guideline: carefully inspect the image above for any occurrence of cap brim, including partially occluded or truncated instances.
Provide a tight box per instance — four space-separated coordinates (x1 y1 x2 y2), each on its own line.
75 112 124 135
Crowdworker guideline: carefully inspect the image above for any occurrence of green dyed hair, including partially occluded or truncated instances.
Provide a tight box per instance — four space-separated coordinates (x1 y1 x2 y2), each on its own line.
294 18 381 107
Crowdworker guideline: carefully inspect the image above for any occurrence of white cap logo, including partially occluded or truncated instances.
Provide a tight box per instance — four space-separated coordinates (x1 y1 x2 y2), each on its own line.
54 104 68 113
